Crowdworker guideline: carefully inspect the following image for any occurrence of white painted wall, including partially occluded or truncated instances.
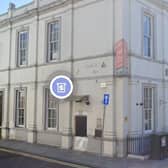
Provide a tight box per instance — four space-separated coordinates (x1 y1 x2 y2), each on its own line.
0 0 168 157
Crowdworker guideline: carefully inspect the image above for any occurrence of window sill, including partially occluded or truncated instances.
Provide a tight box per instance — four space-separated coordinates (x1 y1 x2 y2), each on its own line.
16 65 28 69
46 128 58 132
143 55 153 60
144 130 154 135
16 126 26 129
47 59 61 64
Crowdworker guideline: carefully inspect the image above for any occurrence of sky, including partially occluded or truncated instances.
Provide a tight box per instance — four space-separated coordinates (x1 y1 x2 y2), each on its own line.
0 0 33 14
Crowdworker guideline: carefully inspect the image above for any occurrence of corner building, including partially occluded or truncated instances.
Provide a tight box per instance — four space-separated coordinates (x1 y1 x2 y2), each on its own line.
0 0 168 158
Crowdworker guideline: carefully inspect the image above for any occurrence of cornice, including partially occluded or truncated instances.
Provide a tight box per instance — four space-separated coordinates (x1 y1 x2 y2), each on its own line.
38 0 70 14
146 0 168 10
0 0 76 28
1 0 168 29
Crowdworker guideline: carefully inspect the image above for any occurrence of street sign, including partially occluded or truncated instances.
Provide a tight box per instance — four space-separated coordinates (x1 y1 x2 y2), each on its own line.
103 94 110 105
50 75 73 100
101 93 110 155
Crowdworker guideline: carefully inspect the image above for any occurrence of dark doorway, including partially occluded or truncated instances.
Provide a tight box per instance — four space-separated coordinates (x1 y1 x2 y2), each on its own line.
75 116 87 137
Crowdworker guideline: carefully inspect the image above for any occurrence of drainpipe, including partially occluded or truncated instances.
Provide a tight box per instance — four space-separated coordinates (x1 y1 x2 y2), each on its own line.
70 0 74 149
33 0 40 142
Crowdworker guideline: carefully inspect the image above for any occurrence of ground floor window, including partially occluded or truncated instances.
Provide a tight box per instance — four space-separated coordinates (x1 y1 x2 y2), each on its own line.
15 88 26 127
143 87 154 133
75 116 87 137
45 88 58 129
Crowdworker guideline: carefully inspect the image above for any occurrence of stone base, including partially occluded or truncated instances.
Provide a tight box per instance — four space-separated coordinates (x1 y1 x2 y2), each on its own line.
103 139 116 157
61 134 72 149
27 130 37 143
116 138 127 158
9 128 15 140
1 128 9 139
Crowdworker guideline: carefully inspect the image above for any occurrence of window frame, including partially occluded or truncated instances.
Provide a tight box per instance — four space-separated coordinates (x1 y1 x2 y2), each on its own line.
45 88 59 131
15 88 27 128
142 85 156 135
143 12 154 58
17 30 29 67
47 19 61 63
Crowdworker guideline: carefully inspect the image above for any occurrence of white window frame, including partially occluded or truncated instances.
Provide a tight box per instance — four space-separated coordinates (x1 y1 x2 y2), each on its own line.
47 20 61 62
15 88 26 128
17 30 29 67
143 86 154 134
143 12 154 58
45 88 59 130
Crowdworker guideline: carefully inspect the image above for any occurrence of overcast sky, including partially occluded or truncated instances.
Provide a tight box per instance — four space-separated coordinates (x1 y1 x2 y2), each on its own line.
0 0 33 14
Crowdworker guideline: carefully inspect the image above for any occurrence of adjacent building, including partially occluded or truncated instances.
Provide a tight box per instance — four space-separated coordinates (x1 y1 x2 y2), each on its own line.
0 0 168 158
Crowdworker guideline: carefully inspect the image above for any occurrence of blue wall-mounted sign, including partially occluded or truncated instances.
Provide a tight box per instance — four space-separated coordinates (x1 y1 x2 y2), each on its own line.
103 94 110 105
50 75 73 100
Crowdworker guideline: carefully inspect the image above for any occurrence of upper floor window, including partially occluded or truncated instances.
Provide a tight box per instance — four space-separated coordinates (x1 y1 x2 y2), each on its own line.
17 31 29 66
143 14 153 58
15 88 26 127
47 20 61 62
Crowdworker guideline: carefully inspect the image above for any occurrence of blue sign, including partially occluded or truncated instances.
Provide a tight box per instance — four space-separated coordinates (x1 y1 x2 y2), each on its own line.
103 94 110 105
50 75 73 100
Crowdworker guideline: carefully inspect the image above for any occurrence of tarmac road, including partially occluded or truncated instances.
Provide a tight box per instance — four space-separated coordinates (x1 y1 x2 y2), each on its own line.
0 150 80 168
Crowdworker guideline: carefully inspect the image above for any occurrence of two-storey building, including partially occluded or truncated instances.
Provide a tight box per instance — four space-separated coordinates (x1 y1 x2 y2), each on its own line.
0 0 168 158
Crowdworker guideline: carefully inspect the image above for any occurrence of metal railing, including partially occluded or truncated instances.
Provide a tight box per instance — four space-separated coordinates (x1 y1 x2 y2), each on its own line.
127 135 152 155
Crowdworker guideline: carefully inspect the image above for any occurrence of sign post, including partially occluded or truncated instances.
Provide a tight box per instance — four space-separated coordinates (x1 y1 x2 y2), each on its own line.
100 94 110 155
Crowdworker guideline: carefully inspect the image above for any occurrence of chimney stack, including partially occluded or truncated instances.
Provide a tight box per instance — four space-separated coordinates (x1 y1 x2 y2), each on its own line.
8 2 16 18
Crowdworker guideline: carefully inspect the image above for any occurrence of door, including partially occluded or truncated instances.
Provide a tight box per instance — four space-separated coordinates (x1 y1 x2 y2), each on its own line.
143 87 154 134
74 115 88 151
75 116 87 137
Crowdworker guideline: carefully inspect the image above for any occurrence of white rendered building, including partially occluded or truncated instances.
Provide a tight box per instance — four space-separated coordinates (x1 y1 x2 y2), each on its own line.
0 0 168 157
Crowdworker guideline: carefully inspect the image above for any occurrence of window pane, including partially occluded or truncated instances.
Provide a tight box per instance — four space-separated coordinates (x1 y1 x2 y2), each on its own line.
16 89 26 126
48 109 57 128
144 14 152 57
143 87 153 132
144 15 151 36
144 37 151 57
48 21 60 61
18 109 24 125
46 89 58 129
18 31 28 66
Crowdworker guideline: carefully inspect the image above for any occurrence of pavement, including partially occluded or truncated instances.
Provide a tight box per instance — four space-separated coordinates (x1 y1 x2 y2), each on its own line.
0 140 113 168
0 140 168 168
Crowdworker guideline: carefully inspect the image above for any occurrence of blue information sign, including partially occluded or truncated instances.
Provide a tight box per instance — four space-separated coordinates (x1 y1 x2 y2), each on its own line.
103 94 110 105
50 75 73 100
